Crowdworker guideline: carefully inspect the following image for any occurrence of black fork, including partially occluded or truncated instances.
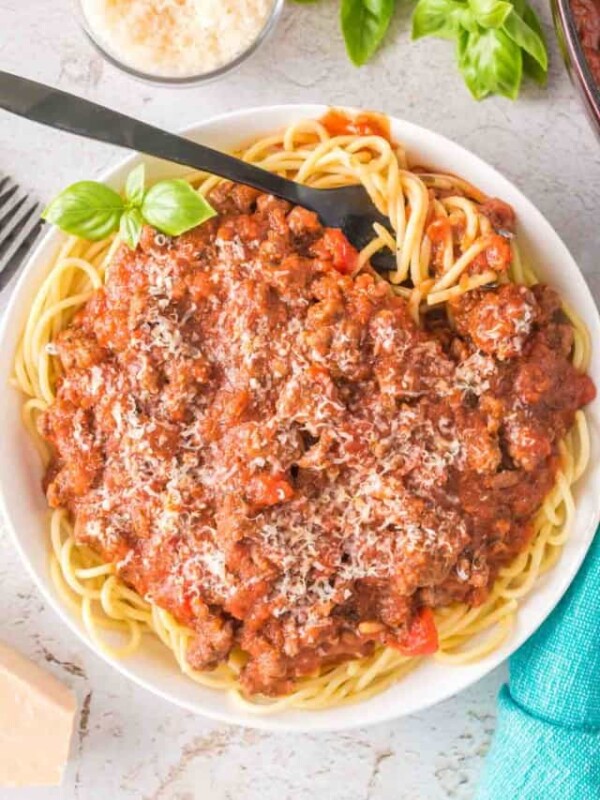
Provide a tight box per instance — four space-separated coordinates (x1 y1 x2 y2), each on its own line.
0 172 43 293
0 71 395 271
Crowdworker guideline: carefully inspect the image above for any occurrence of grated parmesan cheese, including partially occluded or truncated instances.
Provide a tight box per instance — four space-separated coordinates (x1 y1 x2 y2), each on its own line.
81 0 277 78
43 182 588 694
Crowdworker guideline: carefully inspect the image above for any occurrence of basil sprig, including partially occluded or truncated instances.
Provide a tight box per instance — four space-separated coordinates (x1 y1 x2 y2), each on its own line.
294 0 547 99
42 165 216 249
341 0 396 66
292 0 395 66
412 0 548 100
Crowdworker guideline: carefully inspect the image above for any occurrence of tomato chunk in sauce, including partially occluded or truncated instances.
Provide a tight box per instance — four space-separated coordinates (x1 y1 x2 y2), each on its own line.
39 181 595 696
320 109 391 141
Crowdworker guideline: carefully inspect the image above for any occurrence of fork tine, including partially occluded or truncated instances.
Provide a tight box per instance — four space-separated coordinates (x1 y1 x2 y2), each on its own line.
0 189 37 241
0 190 28 237
0 201 44 292
0 175 18 198
0 193 36 248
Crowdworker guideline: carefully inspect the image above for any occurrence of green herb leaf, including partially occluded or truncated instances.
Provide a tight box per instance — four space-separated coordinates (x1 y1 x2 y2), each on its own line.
469 0 512 29
341 0 395 66
119 207 144 250
502 7 548 71
412 0 465 40
42 181 124 241
457 26 523 100
459 8 480 33
520 5 547 84
141 180 216 237
125 164 146 207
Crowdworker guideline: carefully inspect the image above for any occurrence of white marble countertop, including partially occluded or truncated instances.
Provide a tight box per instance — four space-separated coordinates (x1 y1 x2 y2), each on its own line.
1 1 599 798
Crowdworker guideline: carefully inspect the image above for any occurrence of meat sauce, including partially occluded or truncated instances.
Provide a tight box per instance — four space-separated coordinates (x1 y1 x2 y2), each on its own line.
40 182 595 696
571 0 600 85
426 198 515 277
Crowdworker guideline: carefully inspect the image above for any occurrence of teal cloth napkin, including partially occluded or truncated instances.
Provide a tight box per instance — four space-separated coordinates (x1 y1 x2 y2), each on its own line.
476 526 600 799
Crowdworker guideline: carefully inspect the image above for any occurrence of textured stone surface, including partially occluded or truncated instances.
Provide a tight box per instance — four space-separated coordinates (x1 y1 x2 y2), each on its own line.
0 0 599 797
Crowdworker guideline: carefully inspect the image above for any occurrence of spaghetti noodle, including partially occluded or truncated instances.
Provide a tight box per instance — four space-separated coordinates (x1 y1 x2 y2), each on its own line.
13 114 593 712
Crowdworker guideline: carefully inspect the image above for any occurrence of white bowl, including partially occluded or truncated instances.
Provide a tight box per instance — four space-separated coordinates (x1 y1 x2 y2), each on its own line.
1 105 599 731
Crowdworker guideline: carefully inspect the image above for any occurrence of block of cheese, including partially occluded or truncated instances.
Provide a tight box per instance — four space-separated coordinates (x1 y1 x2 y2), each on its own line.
0 641 77 786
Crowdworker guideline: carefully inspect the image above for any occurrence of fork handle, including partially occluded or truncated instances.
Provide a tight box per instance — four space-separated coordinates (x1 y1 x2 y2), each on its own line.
0 71 316 207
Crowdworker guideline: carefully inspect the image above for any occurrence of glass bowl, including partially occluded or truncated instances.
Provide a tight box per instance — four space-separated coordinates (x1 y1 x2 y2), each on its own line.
552 0 600 139
75 0 285 87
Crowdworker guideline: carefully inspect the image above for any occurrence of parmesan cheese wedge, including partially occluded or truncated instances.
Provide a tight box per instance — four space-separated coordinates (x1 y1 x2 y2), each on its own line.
0 641 77 786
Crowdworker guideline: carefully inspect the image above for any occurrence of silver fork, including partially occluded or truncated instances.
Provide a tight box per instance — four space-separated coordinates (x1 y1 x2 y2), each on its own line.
0 173 44 293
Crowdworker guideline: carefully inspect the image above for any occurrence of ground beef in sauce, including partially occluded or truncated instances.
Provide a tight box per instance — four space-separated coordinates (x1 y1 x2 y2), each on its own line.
39 182 596 696
571 0 600 85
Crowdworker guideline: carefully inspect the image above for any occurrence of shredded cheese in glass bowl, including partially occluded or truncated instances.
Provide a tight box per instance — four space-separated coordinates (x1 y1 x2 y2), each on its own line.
76 0 283 85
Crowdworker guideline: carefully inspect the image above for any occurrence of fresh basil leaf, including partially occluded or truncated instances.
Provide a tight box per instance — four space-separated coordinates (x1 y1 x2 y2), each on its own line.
125 164 146 207
519 4 548 84
502 7 548 71
457 26 523 100
459 8 480 33
42 181 124 241
341 0 395 66
119 207 143 250
141 180 216 237
412 0 465 40
469 0 512 29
